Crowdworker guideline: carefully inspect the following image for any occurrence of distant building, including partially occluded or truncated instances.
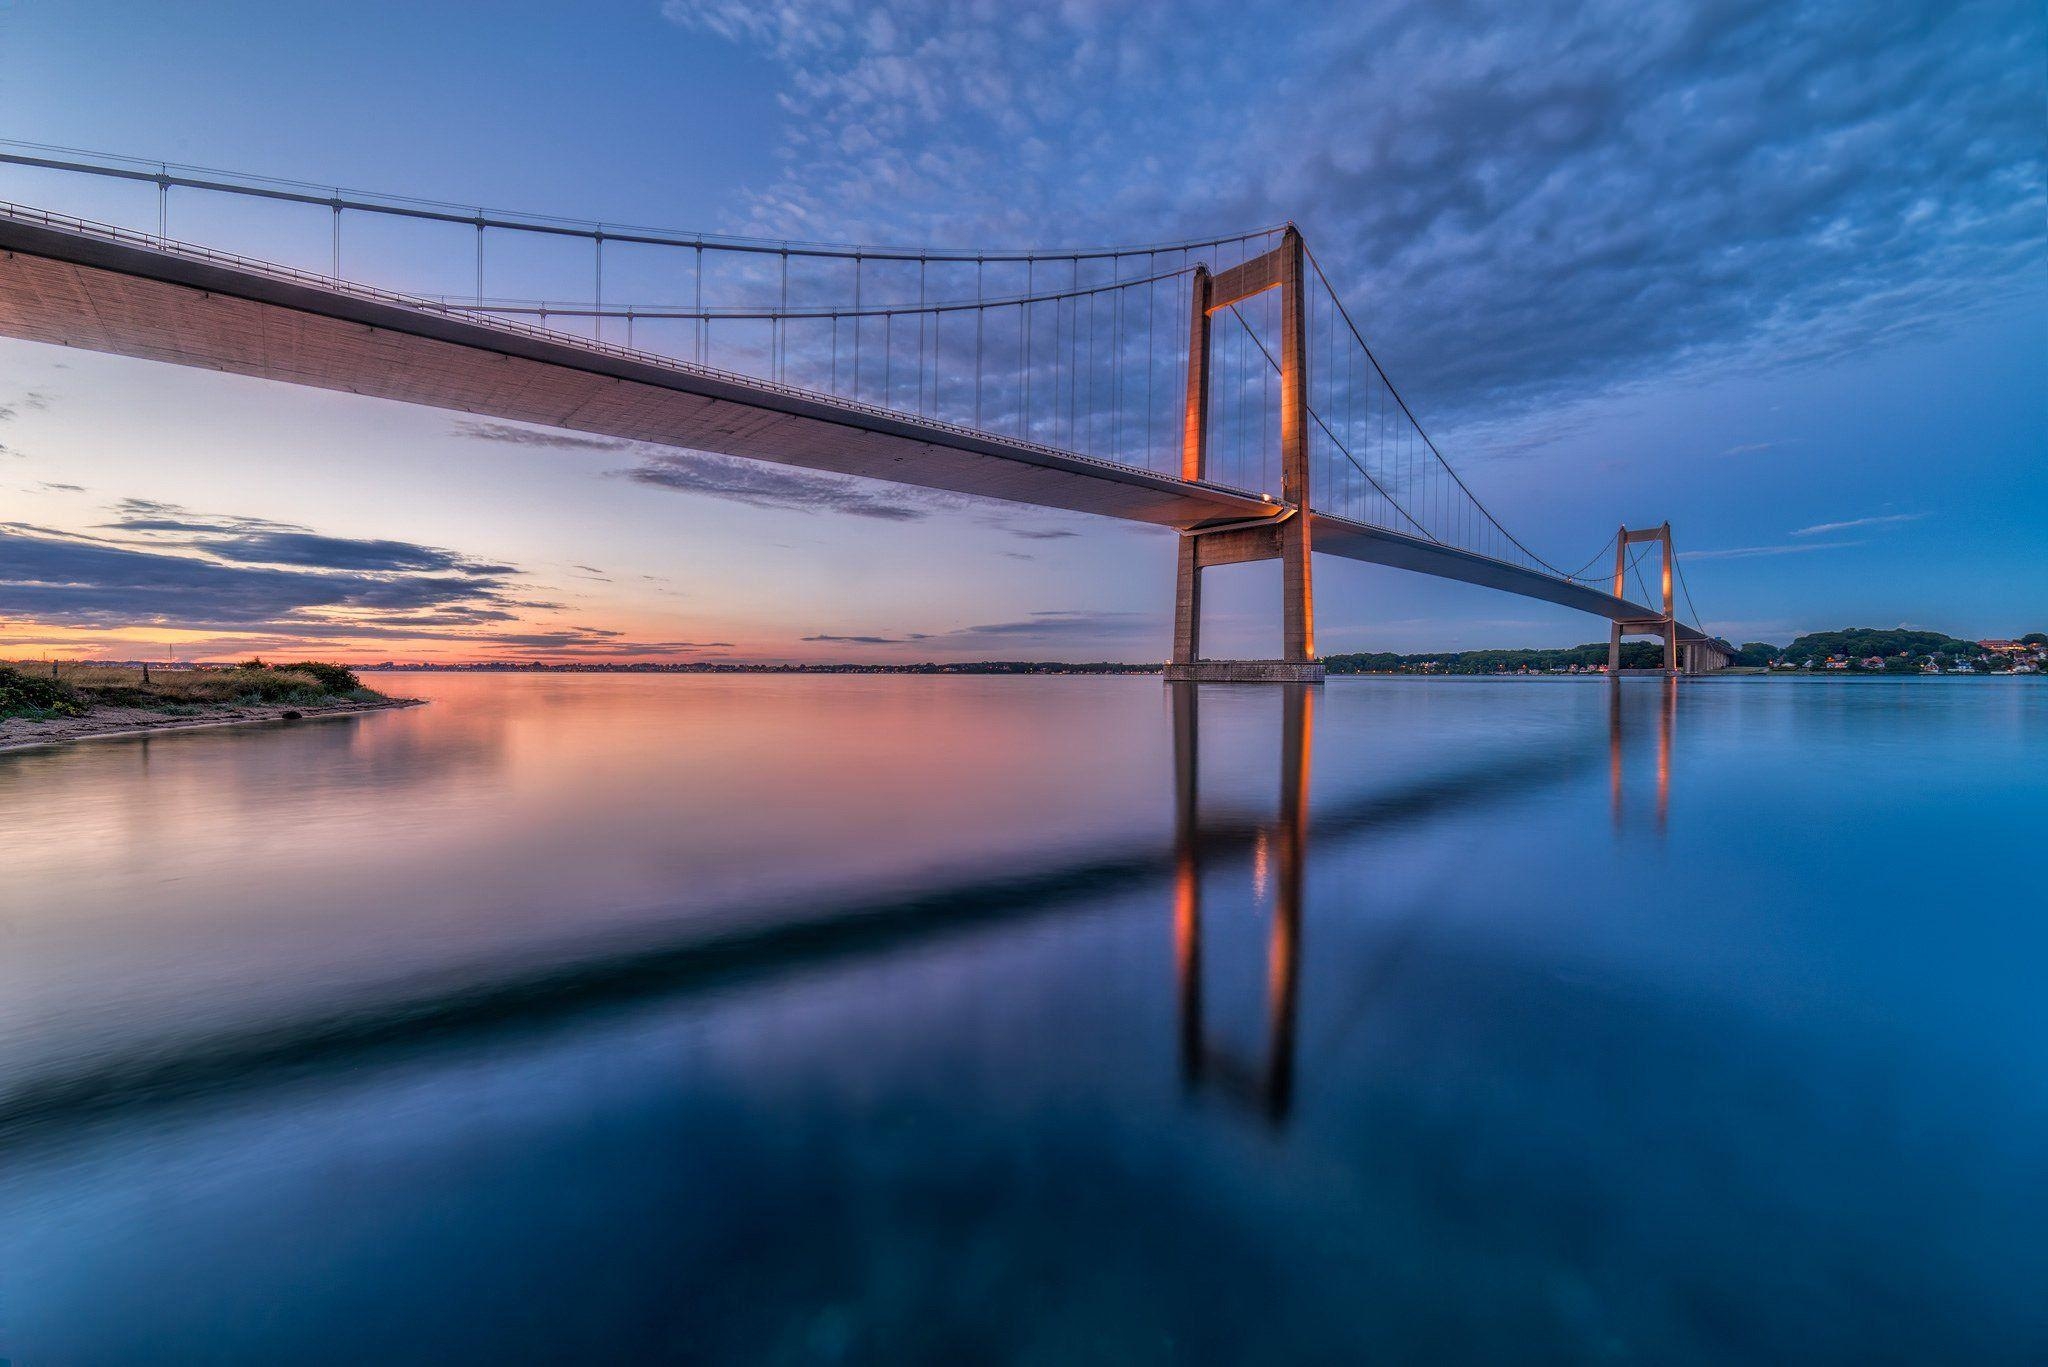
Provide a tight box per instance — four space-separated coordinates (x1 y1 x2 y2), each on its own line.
1978 640 2027 655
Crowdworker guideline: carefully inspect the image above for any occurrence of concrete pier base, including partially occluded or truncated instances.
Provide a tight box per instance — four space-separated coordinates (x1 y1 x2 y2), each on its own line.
1163 659 1326 684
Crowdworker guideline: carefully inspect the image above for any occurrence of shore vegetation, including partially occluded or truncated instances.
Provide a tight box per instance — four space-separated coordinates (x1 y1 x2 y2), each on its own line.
1 660 386 720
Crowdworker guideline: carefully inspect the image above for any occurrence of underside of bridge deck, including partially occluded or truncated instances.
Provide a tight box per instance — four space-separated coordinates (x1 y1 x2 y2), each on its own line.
0 212 1274 530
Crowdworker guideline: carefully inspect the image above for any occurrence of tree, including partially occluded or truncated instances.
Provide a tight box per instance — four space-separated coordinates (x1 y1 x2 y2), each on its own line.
2022 633 2046 647
1733 641 1781 667
1882 656 1922 674
1778 628 1979 665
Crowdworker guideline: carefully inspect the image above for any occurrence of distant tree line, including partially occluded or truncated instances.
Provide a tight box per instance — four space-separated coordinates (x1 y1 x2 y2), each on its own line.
1324 628 2044 675
1323 642 1671 674
1733 628 2044 670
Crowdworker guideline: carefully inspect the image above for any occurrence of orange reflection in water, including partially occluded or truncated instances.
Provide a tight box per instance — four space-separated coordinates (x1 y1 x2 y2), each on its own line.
1607 675 1679 837
0 673 1188 1079
1169 683 1313 1126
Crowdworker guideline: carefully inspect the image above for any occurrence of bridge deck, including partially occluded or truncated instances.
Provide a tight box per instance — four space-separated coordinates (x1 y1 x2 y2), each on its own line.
0 204 1706 642
1308 516 1717 644
0 207 1268 529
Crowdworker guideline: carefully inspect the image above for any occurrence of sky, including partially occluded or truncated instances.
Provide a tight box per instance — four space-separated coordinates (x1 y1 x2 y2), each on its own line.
1 0 2043 663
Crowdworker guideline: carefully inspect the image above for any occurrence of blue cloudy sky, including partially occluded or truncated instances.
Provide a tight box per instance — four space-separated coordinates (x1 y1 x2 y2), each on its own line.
1 0 2042 661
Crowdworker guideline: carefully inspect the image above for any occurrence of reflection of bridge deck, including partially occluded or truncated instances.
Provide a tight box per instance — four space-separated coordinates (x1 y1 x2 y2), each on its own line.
0 704 1606 1145
0 205 1716 647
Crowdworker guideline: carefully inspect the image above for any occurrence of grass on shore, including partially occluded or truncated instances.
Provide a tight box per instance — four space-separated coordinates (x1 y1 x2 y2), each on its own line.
1 660 387 720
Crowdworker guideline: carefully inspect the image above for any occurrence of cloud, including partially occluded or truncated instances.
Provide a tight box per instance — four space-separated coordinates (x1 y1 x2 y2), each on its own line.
0 497 749 662
668 0 2046 427
1791 512 1927 536
0 392 51 423
95 499 518 578
465 424 966 529
1 496 585 655
474 628 734 657
801 610 1143 650
0 523 513 627
453 419 634 451
618 451 944 520
1012 528 1079 540
37 482 86 493
946 610 1143 642
802 632 932 644
1685 540 1867 560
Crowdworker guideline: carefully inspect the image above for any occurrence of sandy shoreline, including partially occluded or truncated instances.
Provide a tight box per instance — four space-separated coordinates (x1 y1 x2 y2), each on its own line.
0 696 423 755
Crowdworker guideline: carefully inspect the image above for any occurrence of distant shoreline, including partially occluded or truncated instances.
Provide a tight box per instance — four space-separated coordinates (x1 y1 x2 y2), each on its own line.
0 696 422 756
349 666 2037 680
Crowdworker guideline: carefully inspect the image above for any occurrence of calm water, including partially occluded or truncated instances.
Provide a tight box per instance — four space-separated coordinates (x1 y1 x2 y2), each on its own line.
1 674 2042 1364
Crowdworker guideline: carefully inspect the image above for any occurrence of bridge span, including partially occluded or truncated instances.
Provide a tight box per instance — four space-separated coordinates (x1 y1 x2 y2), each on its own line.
0 177 1729 676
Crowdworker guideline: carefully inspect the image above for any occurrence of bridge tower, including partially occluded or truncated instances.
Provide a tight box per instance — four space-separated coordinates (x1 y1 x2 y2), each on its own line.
1609 523 1680 675
1165 227 1324 684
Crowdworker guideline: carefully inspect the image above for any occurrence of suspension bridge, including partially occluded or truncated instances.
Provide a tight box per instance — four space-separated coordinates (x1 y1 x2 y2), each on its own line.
0 144 1729 678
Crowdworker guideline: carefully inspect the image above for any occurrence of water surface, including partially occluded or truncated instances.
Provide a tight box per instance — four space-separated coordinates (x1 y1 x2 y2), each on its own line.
1 674 2042 1363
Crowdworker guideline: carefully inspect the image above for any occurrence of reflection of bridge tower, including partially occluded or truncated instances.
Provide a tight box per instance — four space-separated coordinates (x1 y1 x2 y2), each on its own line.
1608 675 1678 835
1170 683 1313 1124
1165 228 1324 685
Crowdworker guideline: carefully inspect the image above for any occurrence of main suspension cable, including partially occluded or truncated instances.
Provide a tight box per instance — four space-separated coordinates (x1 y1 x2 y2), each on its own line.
1673 553 1711 637
0 139 1282 265
1303 245 1581 581
1223 302 1438 543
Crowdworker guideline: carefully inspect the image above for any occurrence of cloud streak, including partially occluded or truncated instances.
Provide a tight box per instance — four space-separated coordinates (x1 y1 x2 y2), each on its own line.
454 419 634 452
1685 540 1868 561
618 451 945 520
801 610 1144 652
1791 512 1927 537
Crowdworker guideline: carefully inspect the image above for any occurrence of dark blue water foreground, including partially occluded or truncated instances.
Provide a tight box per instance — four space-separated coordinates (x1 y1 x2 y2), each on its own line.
1 675 2042 1363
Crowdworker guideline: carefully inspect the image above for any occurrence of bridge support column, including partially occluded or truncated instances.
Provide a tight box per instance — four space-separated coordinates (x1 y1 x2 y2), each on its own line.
1172 534 1202 666
1163 228 1322 685
1659 528 1678 673
1278 228 1315 668
1608 525 1627 674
